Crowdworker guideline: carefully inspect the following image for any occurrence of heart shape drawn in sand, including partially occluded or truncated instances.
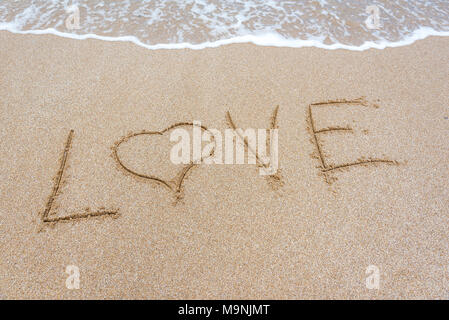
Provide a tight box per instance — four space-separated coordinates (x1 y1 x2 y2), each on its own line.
112 122 214 197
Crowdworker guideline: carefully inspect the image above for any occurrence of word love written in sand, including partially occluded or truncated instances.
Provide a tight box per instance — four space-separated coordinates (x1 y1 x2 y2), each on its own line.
40 97 399 227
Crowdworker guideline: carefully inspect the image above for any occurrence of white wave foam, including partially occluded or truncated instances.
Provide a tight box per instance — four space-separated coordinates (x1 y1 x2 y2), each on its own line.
1 23 449 51
1 0 449 51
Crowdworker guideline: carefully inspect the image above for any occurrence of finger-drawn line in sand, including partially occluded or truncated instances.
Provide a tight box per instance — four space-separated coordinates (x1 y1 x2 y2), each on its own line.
226 106 283 188
307 97 398 184
310 97 381 107
41 130 118 226
112 122 214 199
314 126 352 134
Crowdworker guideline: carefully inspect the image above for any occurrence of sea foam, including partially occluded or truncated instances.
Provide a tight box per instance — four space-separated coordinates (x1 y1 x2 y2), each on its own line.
0 0 448 51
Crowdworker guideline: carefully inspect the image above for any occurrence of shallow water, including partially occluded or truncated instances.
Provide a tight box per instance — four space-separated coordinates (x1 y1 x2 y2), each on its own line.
0 0 448 50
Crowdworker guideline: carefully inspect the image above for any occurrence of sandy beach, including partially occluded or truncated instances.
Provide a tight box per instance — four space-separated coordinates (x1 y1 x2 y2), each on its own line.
0 31 448 299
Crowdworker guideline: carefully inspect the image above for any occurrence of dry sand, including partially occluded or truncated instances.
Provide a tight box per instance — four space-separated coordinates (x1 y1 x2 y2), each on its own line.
0 31 448 299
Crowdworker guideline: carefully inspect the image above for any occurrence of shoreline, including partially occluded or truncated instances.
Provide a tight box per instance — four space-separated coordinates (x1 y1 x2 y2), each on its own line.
1 25 449 51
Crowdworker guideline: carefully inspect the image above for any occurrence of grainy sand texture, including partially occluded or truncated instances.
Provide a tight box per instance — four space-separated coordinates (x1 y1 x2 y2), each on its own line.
0 31 448 299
